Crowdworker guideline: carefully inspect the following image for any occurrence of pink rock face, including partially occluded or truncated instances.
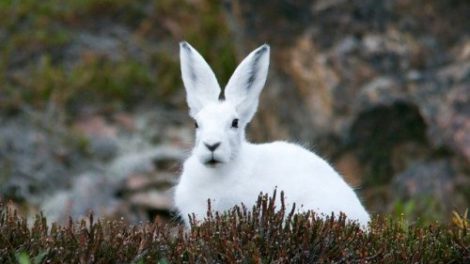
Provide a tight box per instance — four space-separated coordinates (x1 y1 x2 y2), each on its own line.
436 84 470 162
73 115 117 139
225 0 470 215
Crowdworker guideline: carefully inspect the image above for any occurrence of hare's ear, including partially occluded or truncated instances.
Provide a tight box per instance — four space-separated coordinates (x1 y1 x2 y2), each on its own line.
224 44 270 123
180 41 221 117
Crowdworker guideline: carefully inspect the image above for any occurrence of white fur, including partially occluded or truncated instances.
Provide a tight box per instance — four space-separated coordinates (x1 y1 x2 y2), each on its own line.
174 42 370 227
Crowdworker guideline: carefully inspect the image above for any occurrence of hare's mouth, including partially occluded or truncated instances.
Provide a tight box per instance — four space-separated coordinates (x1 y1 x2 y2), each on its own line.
205 158 222 167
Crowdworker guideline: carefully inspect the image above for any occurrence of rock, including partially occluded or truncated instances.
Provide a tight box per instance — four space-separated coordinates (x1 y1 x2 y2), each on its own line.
113 112 137 131
72 115 120 161
355 77 406 110
334 152 364 187
391 160 466 213
41 191 71 223
42 173 120 224
433 69 470 162
334 36 359 55
124 173 176 192
129 190 173 211
349 101 428 185
225 0 470 218
73 115 117 138
0 113 90 204
88 136 119 161
108 145 186 182
0 105 192 223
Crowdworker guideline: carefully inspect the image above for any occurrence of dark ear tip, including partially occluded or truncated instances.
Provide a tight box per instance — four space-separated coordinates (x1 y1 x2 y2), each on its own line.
256 44 270 54
180 41 191 51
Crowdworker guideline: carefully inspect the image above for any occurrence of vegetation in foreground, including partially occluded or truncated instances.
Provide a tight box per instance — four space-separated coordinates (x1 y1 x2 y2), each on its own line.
1 192 469 263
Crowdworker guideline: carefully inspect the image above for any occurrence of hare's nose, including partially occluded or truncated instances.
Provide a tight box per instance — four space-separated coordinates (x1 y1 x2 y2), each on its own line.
204 142 221 152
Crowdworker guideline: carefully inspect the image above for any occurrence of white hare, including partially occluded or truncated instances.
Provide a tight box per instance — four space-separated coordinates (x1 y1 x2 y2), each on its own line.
174 42 370 227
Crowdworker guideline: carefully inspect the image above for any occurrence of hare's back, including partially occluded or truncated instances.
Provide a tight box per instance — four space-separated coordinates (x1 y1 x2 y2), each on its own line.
251 141 341 182
250 141 369 224
249 141 355 199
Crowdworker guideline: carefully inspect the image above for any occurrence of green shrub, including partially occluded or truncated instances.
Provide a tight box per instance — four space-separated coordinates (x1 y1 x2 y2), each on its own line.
0 0 237 114
1 192 469 263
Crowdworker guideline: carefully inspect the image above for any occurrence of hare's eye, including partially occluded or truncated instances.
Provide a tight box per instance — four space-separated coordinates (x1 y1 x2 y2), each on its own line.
194 122 199 129
231 119 239 128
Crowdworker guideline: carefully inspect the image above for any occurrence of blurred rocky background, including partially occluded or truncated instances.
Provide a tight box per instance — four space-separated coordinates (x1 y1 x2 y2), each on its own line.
0 0 468 225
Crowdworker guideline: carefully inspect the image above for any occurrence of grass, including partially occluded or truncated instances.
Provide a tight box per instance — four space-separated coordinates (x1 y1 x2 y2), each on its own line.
0 0 237 114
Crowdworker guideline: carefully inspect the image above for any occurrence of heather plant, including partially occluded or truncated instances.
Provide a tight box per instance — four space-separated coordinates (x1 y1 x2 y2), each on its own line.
1 192 469 263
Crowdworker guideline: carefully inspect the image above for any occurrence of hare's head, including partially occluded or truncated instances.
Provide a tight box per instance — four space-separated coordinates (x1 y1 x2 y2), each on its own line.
179 42 270 168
